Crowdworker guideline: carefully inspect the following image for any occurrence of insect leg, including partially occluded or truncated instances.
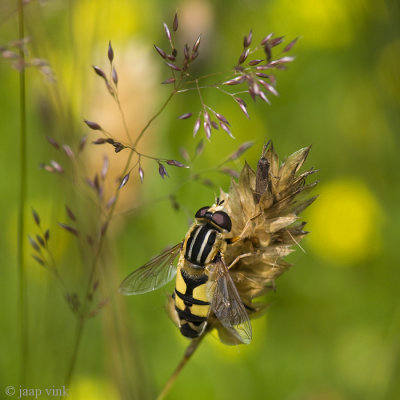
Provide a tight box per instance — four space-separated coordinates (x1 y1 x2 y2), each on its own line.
226 252 255 270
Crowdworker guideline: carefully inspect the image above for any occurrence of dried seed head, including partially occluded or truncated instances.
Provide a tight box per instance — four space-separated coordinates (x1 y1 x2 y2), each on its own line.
205 143 318 345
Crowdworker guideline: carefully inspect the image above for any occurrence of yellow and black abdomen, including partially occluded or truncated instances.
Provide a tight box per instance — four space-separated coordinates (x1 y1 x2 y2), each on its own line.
174 266 210 338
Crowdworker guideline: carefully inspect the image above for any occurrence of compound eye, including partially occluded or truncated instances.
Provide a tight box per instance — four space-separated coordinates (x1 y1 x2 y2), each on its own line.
195 206 210 219
211 211 232 232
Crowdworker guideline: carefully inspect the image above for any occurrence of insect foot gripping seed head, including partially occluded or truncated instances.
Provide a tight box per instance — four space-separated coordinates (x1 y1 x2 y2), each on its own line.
212 141 318 345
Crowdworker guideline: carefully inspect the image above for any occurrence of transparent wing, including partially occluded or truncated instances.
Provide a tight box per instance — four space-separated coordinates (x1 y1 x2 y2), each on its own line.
210 259 252 344
119 242 182 295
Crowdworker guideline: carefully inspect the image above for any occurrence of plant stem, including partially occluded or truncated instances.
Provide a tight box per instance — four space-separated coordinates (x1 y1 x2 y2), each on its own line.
133 89 177 148
156 336 204 400
17 0 28 384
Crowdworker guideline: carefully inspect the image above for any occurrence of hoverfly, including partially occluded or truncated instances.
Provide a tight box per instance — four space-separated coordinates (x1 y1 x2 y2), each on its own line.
119 199 252 344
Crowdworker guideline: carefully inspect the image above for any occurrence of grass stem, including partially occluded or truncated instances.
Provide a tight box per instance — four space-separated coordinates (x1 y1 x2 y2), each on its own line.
156 336 204 400
17 0 28 384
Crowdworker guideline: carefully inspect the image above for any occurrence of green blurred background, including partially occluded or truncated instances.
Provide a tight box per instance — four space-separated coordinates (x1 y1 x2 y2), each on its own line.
1 0 399 399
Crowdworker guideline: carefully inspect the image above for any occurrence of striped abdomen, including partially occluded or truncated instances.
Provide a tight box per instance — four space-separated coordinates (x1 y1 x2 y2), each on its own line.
184 223 217 266
174 267 210 339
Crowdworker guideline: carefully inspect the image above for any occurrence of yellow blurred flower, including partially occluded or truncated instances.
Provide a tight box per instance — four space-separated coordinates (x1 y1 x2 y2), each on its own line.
306 179 383 264
70 377 119 400
268 0 371 48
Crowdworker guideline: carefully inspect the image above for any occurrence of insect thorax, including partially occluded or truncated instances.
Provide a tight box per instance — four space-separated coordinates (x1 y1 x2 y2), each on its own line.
184 222 225 267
